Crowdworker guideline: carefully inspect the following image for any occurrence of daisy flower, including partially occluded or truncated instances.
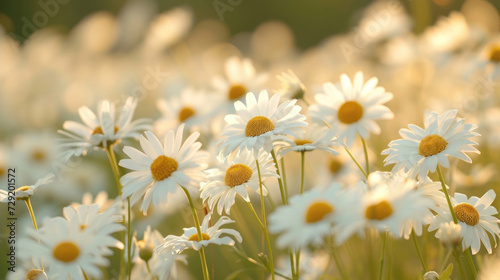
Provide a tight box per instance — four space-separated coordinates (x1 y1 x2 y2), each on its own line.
200 149 278 215
119 125 208 214
70 191 115 213
21 217 112 280
132 226 187 280
154 87 215 137
0 173 54 202
274 123 340 157
11 132 58 181
155 215 242 255
62 203 125 253
382 109 480 179
335 172 433 244
309 71 394 147
212 56 268 107
268 183 344 249
218 90 307 159
58 97 150 160
428 189 500 254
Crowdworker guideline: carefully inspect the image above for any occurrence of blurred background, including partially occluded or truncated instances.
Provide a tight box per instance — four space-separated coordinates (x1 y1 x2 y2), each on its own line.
1 0 499 49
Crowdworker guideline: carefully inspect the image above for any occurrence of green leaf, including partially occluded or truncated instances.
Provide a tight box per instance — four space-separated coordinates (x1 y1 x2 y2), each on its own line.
440 263 453 280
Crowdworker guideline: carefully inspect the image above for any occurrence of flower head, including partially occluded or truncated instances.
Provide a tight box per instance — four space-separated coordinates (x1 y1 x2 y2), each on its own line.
382 109 480 179
218 90 307 159
119 125 208 214
309 72 393 147
58 97 150 160
201 149 278 215
0 173 54 202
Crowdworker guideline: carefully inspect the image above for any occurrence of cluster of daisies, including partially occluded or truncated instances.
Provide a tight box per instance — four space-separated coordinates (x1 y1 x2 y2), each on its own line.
2 1 500 279
6 67 498 280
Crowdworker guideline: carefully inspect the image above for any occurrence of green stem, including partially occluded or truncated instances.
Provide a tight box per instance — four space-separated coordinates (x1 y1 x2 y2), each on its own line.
299 151 305 194
289 251 296 279
256 160 275 280
361 138 370 175
246 201 264 229
146 260 151 274
344 148 368 179
24 198 44 270
436 166 458 224
453 252 467 280
106 145 131 280
280 157 289 199
328 236 348 280
180 186 210 280
270 150 287 205
411 231 428 272
464 249 477 278
295 248 301 279
379 232 388 280
83 271 90 280
439 250 453 274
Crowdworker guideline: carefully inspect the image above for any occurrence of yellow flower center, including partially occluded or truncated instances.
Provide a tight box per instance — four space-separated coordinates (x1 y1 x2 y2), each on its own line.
188 233 211 242
328 158 342 174
31 149 47 162
150 155 178 181
489 45 500 62
224 164 253 187
26 269 47 280
0 166 5 177
228 84 247 100
418 134 447 157
79 224 87 230
178 107 195 122
53 241 80 263
338 101 364 124
245 116 275 137
92 126 119 135
305 201 334 223
454 203 480 226
294 139 313 146
365 200 393 220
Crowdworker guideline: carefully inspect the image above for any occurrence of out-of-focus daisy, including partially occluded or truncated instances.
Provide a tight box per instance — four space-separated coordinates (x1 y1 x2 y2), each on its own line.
428 189 500 254
132 226 188 280
11 132 58 181
21 217 112 280
421 12 470 55
218 90 307 159
335 172 433 244
268 183 344 249
154 87 215 137
62 204 124 253
382 109 480 179
200 149 278 215
0 173 54 202
155 215 242 255
119 125 208 214
212 56 268 107
70 191 115 213
309 72 394 147
274 123 340 157
276 70 307 101
58 97 150 160
436 221 462 250
452 164 496 189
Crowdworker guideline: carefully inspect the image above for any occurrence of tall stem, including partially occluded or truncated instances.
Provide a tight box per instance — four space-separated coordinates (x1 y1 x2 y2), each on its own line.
299 151 305 194
344 148 368 179
411 231 428 272
180 186 210 280
24 198 44 270
378 231 388 280
280 157 289 199
361 138 370 175
105 145 131 280
256 160 275 280
270 150 287 205
464 249 478 278
436 166 458 224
